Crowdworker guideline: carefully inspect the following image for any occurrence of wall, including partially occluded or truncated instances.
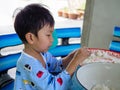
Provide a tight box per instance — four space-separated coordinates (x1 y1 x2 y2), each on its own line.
81 0 120 49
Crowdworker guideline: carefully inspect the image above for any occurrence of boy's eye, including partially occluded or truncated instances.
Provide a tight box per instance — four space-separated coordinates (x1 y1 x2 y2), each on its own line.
47 34 51 36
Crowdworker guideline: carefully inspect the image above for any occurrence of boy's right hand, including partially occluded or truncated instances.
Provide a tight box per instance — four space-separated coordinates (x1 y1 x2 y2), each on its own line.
66 47 91 76
73 47 91 65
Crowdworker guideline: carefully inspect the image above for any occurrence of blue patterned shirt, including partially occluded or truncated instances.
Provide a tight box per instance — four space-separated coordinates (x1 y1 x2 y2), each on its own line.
14 51 70 90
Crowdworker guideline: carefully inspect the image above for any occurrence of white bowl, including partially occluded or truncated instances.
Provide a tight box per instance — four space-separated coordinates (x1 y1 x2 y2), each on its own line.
76 63 120 90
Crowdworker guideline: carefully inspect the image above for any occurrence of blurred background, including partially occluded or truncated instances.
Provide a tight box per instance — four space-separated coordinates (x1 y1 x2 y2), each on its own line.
0 0 86 35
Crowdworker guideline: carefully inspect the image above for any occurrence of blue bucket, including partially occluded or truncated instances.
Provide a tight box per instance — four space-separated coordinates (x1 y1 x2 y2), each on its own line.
70 66 87 90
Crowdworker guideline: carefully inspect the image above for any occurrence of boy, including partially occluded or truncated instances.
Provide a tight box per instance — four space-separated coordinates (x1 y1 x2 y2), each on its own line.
14 3 90 90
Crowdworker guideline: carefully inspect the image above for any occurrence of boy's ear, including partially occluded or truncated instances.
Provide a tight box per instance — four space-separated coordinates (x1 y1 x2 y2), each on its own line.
25 33 34 44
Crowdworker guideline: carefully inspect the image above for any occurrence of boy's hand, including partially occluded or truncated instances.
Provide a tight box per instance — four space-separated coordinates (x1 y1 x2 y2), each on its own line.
73 47 91 65
66 47 91 76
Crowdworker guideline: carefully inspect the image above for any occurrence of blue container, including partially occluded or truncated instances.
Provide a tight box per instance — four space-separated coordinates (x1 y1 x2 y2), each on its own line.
70 66 87 90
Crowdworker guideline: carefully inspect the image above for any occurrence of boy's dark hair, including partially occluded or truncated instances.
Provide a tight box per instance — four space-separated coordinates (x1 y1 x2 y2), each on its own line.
14 4 55 43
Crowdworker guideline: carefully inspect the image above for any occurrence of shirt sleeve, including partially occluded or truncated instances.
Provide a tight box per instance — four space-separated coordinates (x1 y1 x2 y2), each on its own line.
21 59 71 90
45 52 64 74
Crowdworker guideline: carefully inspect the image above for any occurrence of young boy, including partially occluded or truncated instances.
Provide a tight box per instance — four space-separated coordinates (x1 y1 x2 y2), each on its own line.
14 4 90 90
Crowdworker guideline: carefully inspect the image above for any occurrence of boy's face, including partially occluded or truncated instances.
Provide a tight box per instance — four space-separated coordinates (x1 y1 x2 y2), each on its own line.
28 25 54 53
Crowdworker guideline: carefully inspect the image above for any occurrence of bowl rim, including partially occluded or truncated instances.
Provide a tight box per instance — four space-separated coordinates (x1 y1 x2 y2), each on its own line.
76 62 120 89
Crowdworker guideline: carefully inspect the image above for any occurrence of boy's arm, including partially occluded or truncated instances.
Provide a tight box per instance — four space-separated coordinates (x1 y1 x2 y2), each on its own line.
22 61 70 90
64 47 90 76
